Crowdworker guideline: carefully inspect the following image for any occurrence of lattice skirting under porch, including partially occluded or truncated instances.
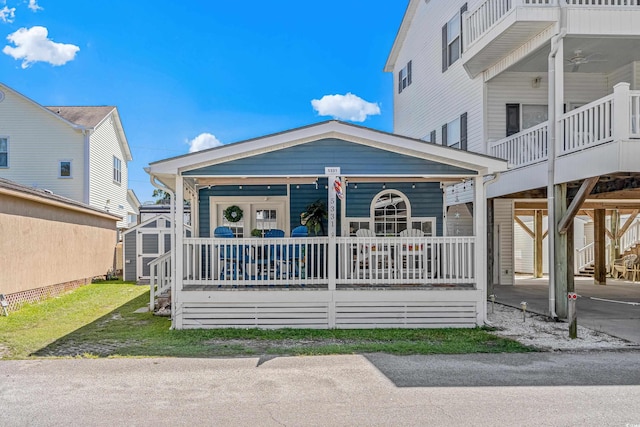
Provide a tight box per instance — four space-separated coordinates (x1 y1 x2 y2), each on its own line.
3 278 93 312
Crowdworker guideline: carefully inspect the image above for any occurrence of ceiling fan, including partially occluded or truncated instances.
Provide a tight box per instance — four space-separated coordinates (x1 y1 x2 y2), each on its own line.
566 49 606 72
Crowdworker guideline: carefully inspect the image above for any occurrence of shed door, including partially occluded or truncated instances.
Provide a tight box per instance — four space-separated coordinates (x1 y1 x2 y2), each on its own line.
137 229 171 280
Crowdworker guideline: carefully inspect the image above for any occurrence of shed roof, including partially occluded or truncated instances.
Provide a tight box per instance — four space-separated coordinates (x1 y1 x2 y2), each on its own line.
0 177 121 220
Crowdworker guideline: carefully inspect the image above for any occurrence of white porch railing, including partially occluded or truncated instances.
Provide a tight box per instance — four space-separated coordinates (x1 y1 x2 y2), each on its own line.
490 87 640 168
183 237 329 288
337 236 476 285
489 121 548 167
575 220 640 271
179 236 476 288
464 0 638 50
559 95 614 154
620 220 640 255
149 251 172 310
575 241 611 272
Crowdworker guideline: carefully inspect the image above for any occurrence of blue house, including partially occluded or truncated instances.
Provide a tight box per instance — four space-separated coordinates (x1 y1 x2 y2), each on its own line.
146 121 506 329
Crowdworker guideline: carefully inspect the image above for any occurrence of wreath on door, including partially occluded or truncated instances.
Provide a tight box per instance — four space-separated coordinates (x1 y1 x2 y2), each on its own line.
223 205 243 223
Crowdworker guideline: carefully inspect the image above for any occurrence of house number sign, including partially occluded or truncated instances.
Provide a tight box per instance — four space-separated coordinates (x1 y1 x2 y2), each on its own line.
326 167 340 238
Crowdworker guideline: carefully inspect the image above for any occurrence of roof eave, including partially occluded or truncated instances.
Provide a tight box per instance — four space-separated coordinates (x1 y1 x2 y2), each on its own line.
384 0 422 72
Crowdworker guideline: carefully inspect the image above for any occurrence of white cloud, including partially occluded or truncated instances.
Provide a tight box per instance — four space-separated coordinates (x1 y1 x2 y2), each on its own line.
27 0 43 12
311 92 381 122
187 133 223 153
1 6 16 23
3 26 79 68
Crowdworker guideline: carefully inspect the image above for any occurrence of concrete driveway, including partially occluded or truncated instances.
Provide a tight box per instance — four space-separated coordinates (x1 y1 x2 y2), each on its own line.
493 276 640 344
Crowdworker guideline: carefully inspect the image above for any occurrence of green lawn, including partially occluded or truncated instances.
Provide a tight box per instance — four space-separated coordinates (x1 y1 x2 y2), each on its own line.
0 281 535 359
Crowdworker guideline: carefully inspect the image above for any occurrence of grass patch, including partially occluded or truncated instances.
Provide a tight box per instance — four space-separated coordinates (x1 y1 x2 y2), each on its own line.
0 281 535 359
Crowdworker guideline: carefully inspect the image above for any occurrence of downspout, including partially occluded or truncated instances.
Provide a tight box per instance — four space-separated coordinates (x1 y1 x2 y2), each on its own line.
81 127 91 205
547 6 567 319
148 172 176 328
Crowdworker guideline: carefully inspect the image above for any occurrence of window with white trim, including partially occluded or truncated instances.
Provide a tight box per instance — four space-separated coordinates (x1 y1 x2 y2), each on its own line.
348 219 370 237
59 160 72 178
442 3 467 72
0 137 7 168
442 113 467 150
372 190 409 236
446 117 461 148
255 209 278 237
113 156 122 184
447 13 460 65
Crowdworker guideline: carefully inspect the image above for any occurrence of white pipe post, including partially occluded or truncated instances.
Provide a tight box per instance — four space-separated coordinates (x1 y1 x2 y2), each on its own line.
175 175 184 329
474 175 487 325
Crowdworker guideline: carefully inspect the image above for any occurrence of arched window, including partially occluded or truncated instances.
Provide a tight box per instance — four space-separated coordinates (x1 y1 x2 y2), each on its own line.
371 190 410 236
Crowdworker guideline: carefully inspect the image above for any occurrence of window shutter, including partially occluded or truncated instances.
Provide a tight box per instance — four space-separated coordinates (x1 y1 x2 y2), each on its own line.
442 24 448 72
430 130 436 143
506 104 520 136
407 60 412 86
460 3 467 53
398 71 403 94
460 112 468 151
442 124 447 146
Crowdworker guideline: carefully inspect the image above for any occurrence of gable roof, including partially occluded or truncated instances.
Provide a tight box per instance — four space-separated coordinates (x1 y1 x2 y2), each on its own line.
0 82 85 130
46 106 116 128
147 120 507 189
384 0 422 72
46 106 132 161
0 82 132 162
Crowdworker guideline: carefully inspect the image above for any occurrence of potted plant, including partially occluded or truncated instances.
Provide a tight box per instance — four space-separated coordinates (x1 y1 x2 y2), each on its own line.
300 199 327 236
250 228 263 238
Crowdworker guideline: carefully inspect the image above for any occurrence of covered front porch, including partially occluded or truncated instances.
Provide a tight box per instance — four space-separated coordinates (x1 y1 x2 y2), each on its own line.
146 121 507 329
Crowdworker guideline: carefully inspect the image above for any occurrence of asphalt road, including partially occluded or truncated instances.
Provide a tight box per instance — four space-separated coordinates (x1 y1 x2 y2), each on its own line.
2 353 640 426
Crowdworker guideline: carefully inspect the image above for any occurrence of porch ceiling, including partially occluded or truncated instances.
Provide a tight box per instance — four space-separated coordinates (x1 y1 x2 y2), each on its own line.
508 36 640 74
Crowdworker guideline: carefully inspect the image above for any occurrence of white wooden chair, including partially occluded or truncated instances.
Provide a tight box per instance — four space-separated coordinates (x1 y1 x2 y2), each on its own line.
399 228 425 237
353 229 375 278
611 254 638 280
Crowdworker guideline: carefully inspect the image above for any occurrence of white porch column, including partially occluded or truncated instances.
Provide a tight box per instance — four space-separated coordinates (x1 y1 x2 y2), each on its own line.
613 82 631 141
473 175 487 325
175 174 184 329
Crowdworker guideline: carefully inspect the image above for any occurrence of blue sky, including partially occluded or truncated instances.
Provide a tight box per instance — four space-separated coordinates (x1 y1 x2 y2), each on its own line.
1 0 409 203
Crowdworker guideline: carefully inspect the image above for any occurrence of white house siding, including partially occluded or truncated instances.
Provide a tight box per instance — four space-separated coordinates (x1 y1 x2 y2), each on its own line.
493 199 514 285
392 0 486 155
89 115 133 229
514 216 586 275
607 63 633 90
486 72 609 142
514 216 548 275
0 89 85 201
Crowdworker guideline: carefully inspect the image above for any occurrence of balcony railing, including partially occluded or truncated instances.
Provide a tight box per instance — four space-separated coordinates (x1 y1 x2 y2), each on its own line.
464 0 558 50
179 236 476 288
489 121 548 168
464 0 639 51
490 85 640 168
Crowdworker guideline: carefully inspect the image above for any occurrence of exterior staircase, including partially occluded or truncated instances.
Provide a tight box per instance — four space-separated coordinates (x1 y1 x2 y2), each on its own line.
576 220 640 277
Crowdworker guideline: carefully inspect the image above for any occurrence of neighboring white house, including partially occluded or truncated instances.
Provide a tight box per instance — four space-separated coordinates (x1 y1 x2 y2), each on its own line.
385 0 640 317
0 82 139 231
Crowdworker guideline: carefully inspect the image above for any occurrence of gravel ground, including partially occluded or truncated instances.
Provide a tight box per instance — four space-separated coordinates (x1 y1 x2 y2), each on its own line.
487 302 639 351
